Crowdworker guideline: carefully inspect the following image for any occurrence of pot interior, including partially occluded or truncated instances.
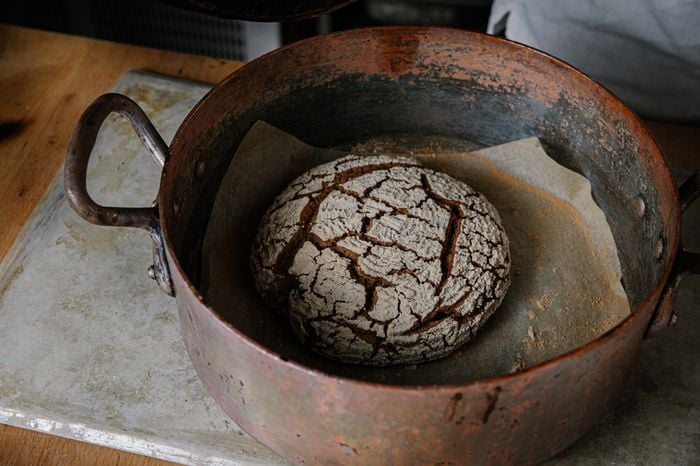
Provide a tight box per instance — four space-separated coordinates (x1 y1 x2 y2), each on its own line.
165 27 677 384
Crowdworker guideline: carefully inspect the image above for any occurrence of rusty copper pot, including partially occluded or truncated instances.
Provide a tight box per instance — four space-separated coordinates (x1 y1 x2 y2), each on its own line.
64 27 699 465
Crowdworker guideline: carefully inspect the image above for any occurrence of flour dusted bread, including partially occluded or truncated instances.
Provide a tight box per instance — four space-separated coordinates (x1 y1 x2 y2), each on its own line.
251 155 510 366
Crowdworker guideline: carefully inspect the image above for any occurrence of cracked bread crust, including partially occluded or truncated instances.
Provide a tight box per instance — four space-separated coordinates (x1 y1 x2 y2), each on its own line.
251 155 511 366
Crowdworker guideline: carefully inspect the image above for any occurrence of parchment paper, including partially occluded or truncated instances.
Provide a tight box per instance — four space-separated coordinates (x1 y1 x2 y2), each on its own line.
201 121 630 384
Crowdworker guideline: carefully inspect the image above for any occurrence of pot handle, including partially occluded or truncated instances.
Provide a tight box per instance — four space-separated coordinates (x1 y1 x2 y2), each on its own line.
64 93 174 296
647 170 700 337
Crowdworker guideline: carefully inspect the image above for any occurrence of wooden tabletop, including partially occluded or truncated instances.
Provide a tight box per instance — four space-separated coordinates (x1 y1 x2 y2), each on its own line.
0 23 242 466
0 22 697 466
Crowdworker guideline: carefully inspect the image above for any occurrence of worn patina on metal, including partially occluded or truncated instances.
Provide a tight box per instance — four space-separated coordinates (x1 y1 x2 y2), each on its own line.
65 28 699 465
64 94 174 296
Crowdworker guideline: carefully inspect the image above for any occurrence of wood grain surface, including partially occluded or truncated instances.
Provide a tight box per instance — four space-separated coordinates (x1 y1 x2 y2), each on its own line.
0 21 697 466
0 423 175 466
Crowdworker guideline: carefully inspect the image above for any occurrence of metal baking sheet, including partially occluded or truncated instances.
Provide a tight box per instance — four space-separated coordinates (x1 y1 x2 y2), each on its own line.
0 70 286 465
0 70 697 465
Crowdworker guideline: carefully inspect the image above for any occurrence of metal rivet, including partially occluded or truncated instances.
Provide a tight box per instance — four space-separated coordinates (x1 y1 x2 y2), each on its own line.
635 197 645 217
147 265 156 280
195 160 206 179
173 202 180 216
670 312 678 326
655 237 664 259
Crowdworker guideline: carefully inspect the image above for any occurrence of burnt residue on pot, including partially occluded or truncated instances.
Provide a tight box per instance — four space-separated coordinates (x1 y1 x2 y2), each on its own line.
443 392 463 422
481 387 501 424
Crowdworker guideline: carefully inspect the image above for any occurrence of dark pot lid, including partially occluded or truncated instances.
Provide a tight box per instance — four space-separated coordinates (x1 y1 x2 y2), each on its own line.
163 0 356 21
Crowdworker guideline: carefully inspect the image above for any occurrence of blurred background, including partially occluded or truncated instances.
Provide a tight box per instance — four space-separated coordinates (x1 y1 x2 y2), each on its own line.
1 0 698 122
0 0 492 62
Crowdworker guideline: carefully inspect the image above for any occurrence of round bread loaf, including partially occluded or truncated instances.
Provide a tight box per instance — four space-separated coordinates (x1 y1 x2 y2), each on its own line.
251 155 510 366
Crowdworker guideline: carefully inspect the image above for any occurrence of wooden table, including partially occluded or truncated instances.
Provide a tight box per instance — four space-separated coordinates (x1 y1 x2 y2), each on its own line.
0 22 697 466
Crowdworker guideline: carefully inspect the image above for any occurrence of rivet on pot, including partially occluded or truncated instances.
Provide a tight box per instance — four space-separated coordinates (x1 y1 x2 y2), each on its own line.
635 197 645 217
195 160 206 179
173 202 181 216
655 237 664 259
147 265 156 280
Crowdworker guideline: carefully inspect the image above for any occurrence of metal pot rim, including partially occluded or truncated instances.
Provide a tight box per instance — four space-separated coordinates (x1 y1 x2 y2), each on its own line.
163 26 680 391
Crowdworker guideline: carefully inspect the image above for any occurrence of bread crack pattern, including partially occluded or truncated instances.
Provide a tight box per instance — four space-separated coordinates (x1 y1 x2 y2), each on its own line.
251 155 510 365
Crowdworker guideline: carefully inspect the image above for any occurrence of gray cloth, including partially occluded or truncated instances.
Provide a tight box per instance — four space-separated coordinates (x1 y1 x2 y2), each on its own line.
488 0 700 122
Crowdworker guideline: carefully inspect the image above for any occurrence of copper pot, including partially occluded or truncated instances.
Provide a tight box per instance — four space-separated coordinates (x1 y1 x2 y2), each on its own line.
64 27 699 465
